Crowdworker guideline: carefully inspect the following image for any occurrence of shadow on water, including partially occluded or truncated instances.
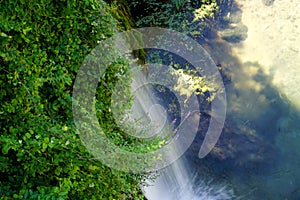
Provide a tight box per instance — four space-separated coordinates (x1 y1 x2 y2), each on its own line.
181 1 300 199
140 1 300 199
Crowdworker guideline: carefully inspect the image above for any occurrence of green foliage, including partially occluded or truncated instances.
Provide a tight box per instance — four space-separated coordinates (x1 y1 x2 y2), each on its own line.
127 0 219 38
94 61 169 154
125 0 220 106
1 0 146 199
172 0 186 11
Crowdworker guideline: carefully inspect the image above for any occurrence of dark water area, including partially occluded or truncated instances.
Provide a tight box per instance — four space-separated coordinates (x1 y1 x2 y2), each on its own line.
142 0 300 199
182 0 300 199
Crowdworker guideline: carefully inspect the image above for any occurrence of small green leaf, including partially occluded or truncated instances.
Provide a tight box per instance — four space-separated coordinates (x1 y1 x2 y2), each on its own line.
42 142 47 150
2 143 11 154
25 132 31 139
1 32 8 37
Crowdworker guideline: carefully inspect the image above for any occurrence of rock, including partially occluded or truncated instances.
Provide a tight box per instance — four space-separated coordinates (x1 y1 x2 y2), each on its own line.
262 0 275 6
219 24 248 43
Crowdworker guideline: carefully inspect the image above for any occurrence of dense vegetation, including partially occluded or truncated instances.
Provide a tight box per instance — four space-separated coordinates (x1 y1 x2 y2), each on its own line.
1 0 222 199
0 0 146 199
127 0 220 38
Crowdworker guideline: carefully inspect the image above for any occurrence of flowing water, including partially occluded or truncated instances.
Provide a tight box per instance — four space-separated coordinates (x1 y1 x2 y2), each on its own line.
142 0 300 199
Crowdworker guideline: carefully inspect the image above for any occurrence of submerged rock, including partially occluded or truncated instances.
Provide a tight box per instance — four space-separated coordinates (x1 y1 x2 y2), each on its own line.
219 24 248 43
217 5 248 43
190 112 276 170
262 0 275 6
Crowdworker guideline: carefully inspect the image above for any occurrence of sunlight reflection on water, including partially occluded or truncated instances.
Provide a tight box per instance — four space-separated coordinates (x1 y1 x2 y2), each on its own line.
208 0 300 199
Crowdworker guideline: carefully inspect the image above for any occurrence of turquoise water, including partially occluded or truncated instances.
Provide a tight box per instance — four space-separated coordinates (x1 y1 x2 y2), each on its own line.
199 0 300 199
143 0 300 199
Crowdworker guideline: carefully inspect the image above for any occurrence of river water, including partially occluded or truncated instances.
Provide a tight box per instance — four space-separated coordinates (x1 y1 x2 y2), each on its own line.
143 0 300 199
202 0 300 199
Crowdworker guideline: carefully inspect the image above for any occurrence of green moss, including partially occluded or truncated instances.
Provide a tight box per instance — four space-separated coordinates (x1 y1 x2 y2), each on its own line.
106 0 147 64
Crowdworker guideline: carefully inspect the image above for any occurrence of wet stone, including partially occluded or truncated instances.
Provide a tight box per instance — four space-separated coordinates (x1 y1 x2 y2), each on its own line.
219 24 248 43
262 0 275 6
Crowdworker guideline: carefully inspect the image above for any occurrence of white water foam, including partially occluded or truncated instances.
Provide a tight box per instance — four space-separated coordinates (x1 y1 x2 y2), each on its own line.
142 158 235 200
130 70 235 200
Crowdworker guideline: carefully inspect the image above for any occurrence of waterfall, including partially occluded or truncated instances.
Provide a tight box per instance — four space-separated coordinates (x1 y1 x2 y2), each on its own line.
142 156 235 200
126 0 300 198
128 68 235 199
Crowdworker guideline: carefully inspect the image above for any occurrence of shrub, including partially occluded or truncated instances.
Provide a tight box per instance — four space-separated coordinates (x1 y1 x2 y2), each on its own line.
1 0 145 199
126 0 219 38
